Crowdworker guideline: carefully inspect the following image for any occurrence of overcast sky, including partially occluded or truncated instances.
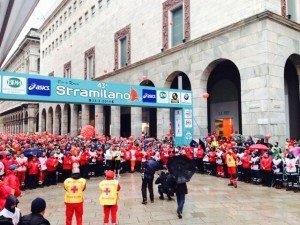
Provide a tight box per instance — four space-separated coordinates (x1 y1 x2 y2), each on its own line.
3 0 62 65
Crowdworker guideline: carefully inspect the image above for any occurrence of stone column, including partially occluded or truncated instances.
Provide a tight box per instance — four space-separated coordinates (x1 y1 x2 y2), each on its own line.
46 112 53 133
71 104 79 136
110 106 120 137
157 108 170 138
131 107 142 138
95 105 104 134
27 104 38 134
81 105 89 128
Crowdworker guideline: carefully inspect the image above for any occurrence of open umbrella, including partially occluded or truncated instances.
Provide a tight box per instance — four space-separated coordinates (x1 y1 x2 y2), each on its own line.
290 147 300 157
249 144 269 151
253 134 264 139
167 155 196 184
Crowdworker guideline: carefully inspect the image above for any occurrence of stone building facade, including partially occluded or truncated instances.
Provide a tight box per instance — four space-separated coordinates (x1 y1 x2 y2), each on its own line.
0 29 40 134
38 0 300 144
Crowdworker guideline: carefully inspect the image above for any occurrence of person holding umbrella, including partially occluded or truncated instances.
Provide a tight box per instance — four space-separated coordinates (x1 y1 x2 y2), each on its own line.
167 154 196 219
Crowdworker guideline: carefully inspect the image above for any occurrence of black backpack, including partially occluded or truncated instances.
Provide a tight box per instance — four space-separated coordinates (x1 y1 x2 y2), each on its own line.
0 215 13 225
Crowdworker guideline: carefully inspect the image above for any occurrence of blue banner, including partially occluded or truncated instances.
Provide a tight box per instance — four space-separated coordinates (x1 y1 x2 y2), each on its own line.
0 71 192 109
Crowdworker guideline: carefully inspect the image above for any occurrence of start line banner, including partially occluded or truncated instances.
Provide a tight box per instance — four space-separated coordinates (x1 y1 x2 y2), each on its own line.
0 71 192 109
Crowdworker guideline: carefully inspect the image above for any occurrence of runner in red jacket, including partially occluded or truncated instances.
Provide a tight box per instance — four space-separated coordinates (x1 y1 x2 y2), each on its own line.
4 165 21 197
260 153 273 187
46 154 59 186
241 150 251 183
62 152 73 180
27 156 40 189
0 179 13 210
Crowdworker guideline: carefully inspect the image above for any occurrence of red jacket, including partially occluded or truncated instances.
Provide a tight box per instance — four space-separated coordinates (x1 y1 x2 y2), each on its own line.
208 151 216 163
46 157 59 171
3 158 16 173
80 151 90 165
197 147 204 159
0 181 12 210
63 155 73 170
4 172 21 197
260 155 272 171
241 154 251 169
28 160 40 175
124 150 131 161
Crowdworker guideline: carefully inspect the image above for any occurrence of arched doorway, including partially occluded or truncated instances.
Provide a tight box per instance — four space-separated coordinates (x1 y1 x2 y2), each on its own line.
41 109 46 132
48 107 54 133
166 71 191 137
24 112 28 134
89 105 95 126
284 55 300 139
35 112 39 132
120 107 131 137
55 105 62 135
63 104 71 134
103 106 111 137
140 79 157 137
73 104 82 135
206 59 242 138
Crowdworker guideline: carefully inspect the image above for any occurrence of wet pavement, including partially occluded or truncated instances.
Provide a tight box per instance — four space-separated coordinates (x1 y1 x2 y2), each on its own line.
17 173 300 225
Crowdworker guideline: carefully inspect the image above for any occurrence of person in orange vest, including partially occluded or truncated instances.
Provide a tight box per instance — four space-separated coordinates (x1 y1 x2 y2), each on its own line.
225 150 238 188
99 170 121 225
64 168 86 225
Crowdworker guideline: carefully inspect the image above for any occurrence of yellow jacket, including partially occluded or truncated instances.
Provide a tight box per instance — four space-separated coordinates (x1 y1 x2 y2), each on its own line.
99 180 119 206
64 178 86 203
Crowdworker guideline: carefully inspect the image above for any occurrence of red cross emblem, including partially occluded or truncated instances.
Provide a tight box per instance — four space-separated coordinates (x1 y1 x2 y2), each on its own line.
71 185 78 193
104 187 111 195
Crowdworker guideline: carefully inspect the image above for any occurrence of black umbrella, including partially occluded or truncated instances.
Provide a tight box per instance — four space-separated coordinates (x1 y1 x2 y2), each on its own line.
167 155 196 184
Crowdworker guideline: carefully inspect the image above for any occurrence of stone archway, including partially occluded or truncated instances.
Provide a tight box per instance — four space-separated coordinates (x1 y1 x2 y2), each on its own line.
24 112 28 134
165 71 191 138
47 107 54 134
140 79 157 138
54 105 62 135
284 54 300 139
63 104 71 135
205 59 242 138
41 109 47 132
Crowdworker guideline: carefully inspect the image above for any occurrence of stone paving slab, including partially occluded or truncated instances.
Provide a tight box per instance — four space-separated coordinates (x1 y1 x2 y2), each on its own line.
17 173 300 225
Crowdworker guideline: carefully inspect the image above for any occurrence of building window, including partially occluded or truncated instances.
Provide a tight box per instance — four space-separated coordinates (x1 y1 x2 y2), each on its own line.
60 16 63 25
91 5 95 16
120 37 127 68
114 25 131 70
162 0 190 50
55 38 58 47
60 34 63 43
74 1 77 10
45 31 48 39
64 30 67 40
52 42 54 50
49 28 51 35
79 17 82 26
69 6 72 15
84 47 95 80
64 61 72 78
171 6 183 46
69 26 72 36
85 11 89 21
37 58 40 74
42 51 45 58
79 0 83 6
73 22 77 32
56 20 59 28
98 0 103 9
42 35 45 42
64 11 67 20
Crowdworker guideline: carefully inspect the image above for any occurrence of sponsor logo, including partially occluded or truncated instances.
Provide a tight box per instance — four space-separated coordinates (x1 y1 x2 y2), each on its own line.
7 77 22 88
170 92 180 103
27 78 51 96
56 86 139 101
157 91 169 104
2 76 26 95
142 89 156 103
181 92 192 104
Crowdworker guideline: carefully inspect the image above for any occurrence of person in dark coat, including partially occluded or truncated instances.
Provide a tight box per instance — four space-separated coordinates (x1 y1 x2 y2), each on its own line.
175 182 188 219
18 197 50 225
141 158 158 204
155 171 175 200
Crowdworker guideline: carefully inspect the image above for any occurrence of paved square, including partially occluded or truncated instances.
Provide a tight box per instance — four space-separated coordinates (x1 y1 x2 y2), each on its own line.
17 173 300 225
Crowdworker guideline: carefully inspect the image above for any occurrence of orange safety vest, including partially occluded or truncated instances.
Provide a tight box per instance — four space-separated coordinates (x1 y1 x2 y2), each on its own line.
99 180 118 206
226 154 236 167
64 178 86 203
